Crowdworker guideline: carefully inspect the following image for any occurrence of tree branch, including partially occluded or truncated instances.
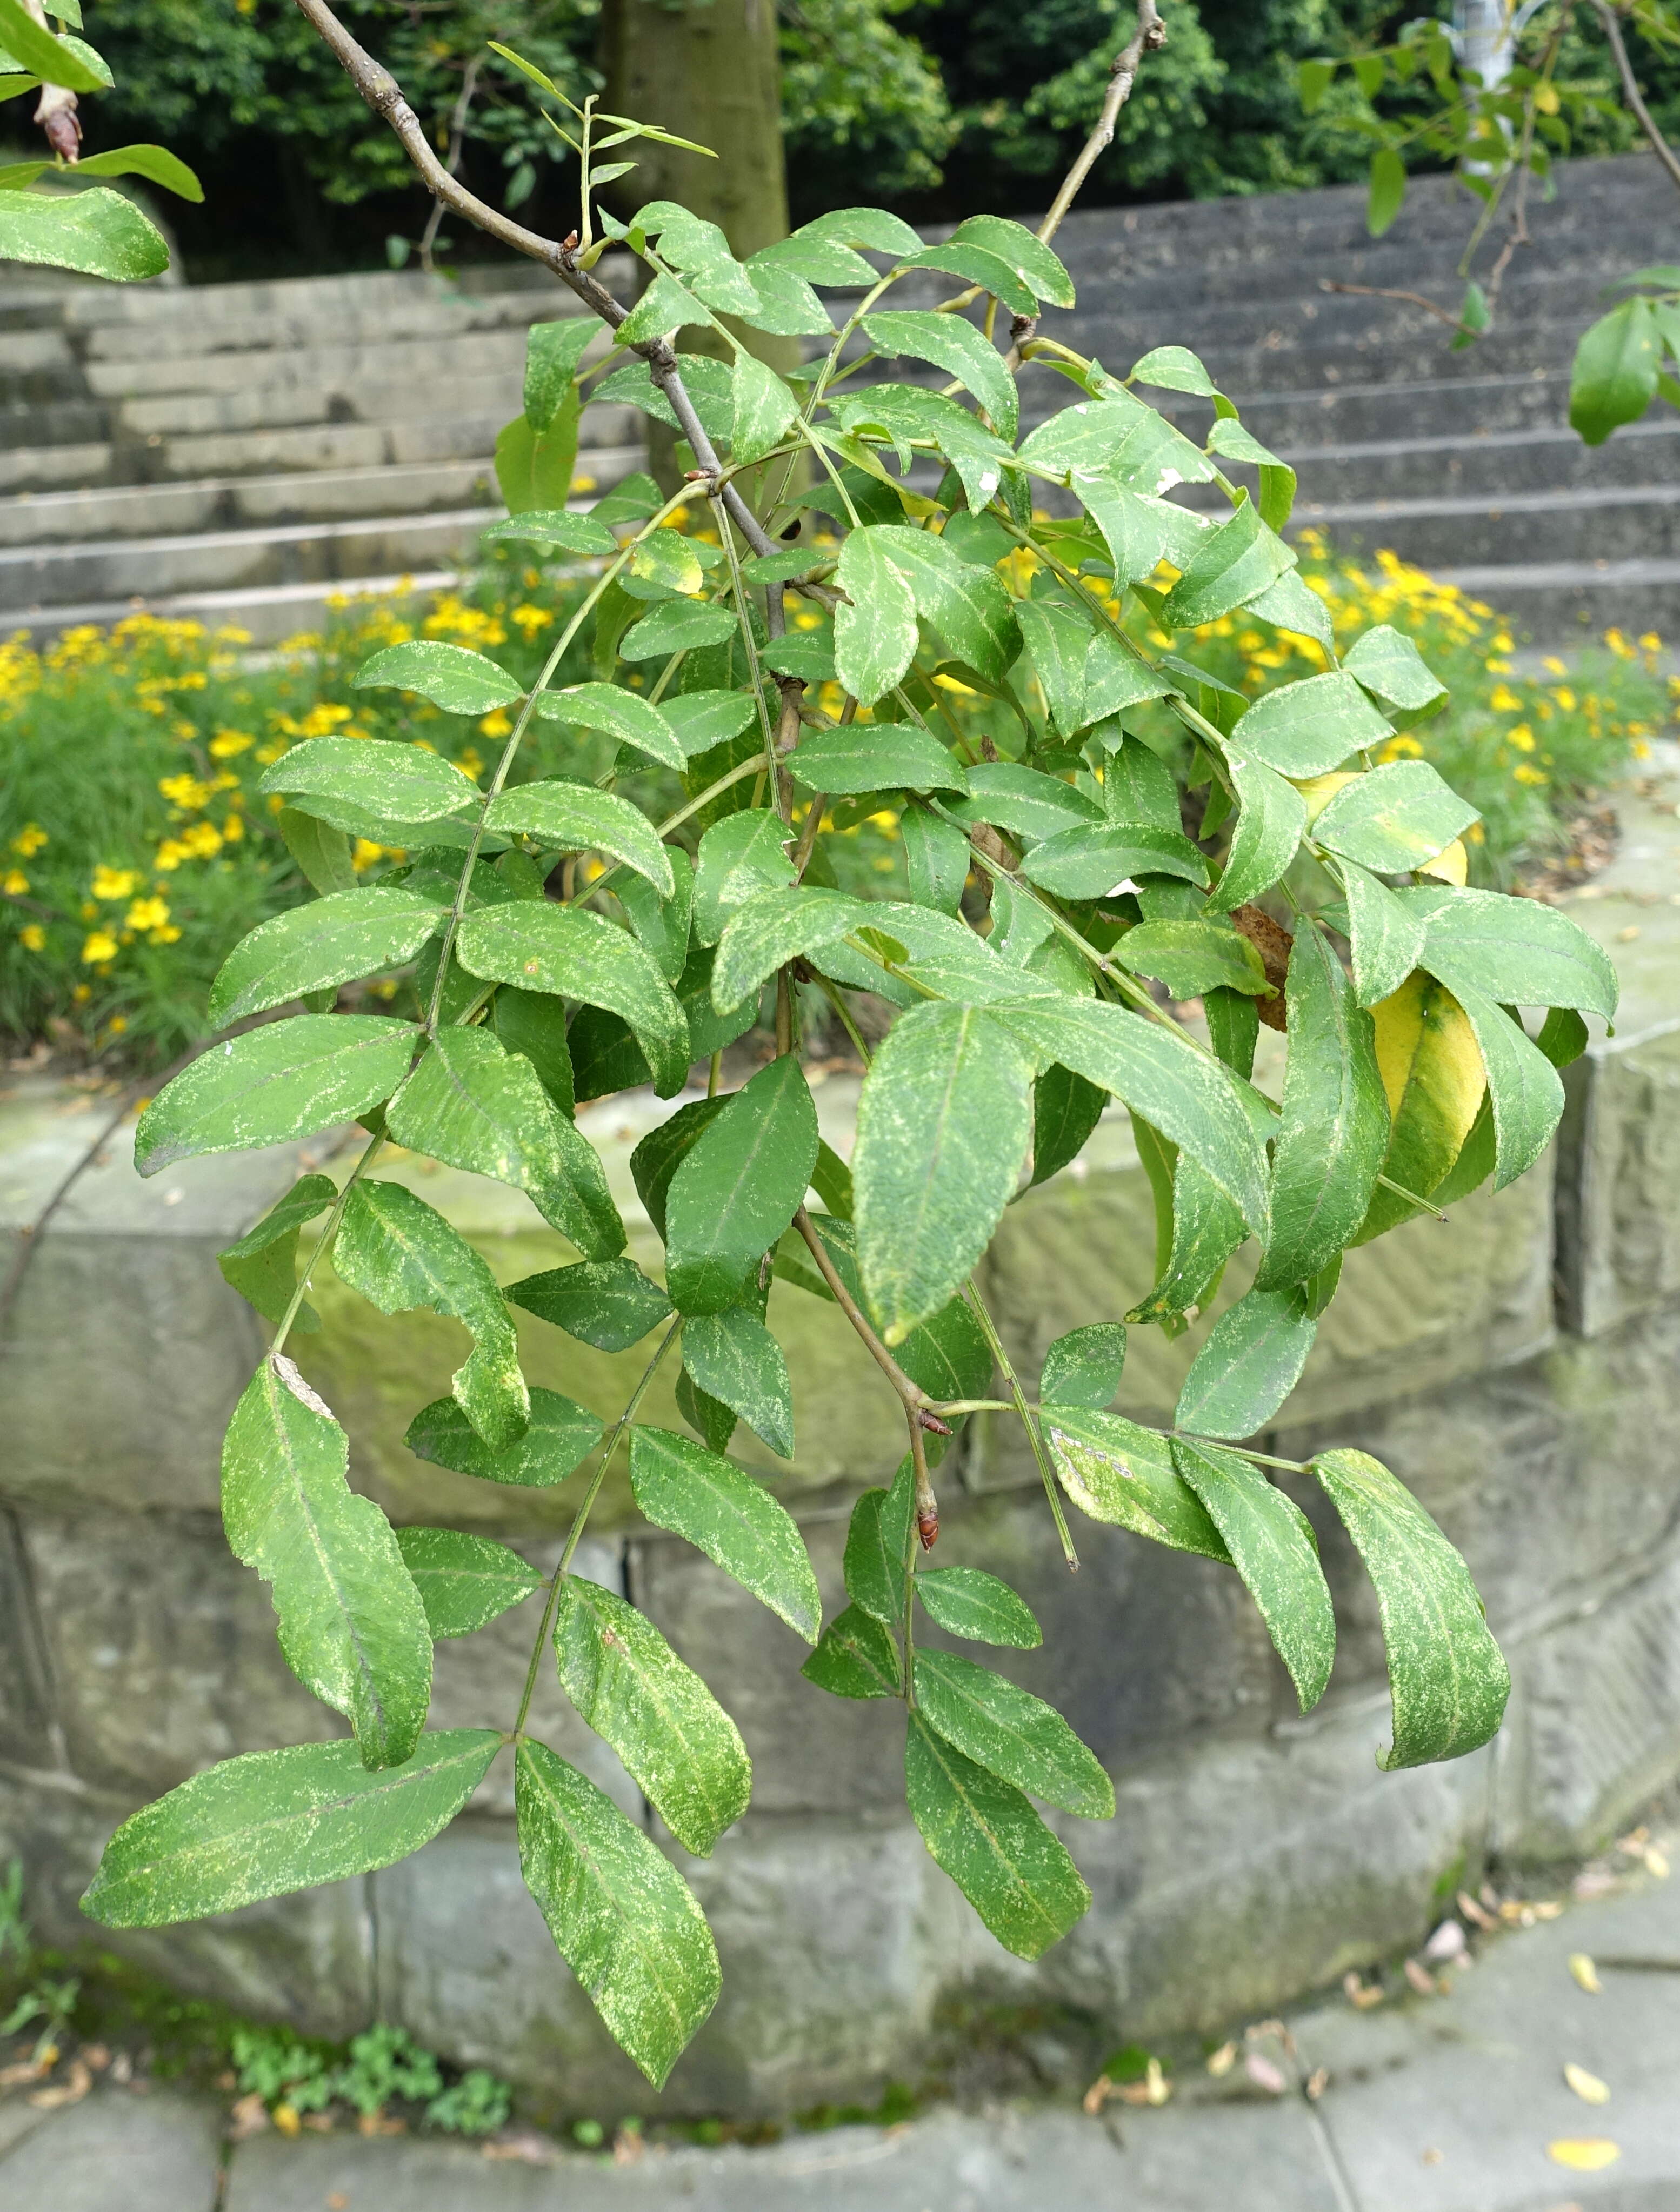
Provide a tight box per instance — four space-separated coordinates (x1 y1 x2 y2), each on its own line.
1008 0 1166 359
1590 0 1680 195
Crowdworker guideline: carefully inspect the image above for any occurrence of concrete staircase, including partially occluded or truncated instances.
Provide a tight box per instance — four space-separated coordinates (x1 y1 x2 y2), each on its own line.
0 260 642 639
2 151 1677 641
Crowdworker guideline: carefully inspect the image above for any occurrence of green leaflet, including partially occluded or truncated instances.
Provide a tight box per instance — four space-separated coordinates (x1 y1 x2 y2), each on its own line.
619 851 694 983
664 1055 819 1315
1037 1404 1231 1560
631 1098 730 1241
354 640 523 717
134 1016 419 1177
506 1259 673 1353
853 1001 1035 1346
1125 1152 1246 1327
676 1366 737 1454
1342 624 1446 712
551 1575 751 1856
1158 499 1295 629
1453 984 1566 1191
990 999 1269 1240
947 762 1102 842
495 405 580 517
1339 858 1427 1008
1312 762 1479 874
862 310 1019 440
1019 822 1210 898
523 314 598 430
1030 1063 1108 1186
843 1464 915 1625
1403 886 1618 1019
1039 1323 1127 1411
485 780 674 898
631 530 706 596
486 985 575 1113
619 600 738 660
1570 295 1662 445
531 681 686 771
859 525 1022 684
386 1027 623 1260
785 722 968 798
1133 343 1217 395
515 1739 720 2090
731 351 799 465
677 1306 796 1459
1312 1448 1510 1767
222 1358 431 1767
628 1426 819 1638
1229 671 1393 779
259 737 479 830
951 213 1075 306
1015 597 1091 736
456 903 690 1099
801 1604 903 1698
334 1179 529 1452
217 1173 336 1334
916 1567 1042 1649
1016 395 1146 479
1114 919 1272 1001
1204 416 1297 531
1075 475 1174 589
0 186 169 282
1254 921 1389 1292
82 1731 501 1930
208 888 442 1028
1171 1439 1334 1713
1099 733 1181 833
395 1527 541 1638
404 1386 602 1488
712 888 868 1017
901 241 1036 316
1208 750 1307 912
276 807 357 897
834 526 919 706
660 688 758 760
482 508 615 558
1175 1285 1318 1439
692 811 796 947
911 1650 1112 1819
904 1714 1089 1961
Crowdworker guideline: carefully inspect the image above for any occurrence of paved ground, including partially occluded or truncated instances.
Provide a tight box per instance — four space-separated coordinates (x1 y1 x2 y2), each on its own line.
2 1845 1674 2212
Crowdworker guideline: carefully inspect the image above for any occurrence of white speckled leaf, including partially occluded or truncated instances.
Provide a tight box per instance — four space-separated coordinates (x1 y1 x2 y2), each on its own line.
352 640 524 715
911 1651 1112 1817
1172 1438 1334 1713
484 780 674 898
208 888 444 1028
515 1739 719 2088
394 1527 542 1638
333 1179 529 1451
629 1426 818 1637
675 1309 797 1460
81 1730 501 1929
221 1358 432 1767
1312 1447 1509 1766
664 1054 819 1315
551 1576 751 1856
258 737 480 828
217 1172 336 1333
134 1016 419 1177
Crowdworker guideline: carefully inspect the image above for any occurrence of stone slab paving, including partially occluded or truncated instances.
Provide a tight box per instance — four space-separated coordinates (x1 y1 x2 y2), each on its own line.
0 2087 222 2212
7 1860 1675 2212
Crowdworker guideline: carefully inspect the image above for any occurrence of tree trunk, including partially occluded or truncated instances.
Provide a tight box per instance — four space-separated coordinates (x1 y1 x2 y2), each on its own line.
600 0 799 487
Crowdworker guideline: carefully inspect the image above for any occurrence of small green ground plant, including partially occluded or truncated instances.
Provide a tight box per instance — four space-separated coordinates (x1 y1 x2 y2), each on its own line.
13 0 1632 2099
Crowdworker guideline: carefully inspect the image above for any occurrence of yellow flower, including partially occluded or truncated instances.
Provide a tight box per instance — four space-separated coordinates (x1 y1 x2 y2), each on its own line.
352 839 384 872
222 812 245 843
1488 684 1524 714
106 1014 129 1035
125 896 171 933
1604 627 1636 660
478 710 513 739
3 868 28 896
1551 686 1577 711
21 924 46 951
149 924 183 945
510 604 552 638
72 983 90 1003
209 729 255 758
154 838 187 871
179 822 224 859
11 824 47 858
81 929 118 964
1639 631 1662 651
1542 656 1568 677
91 864 140 900
254 738 287 765
1514 763 1548 786
1508 724 1536 752
158 771 215 811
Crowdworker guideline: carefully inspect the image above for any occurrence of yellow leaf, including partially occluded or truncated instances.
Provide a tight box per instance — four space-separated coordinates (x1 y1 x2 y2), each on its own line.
1564 2062 1610 2105
272 2103 302 2138
1293 769 1359 824
1358 974 1486 1241
1547 2138 1620 2171
1568 1952 1602 1994
1646 1845 1670 1879
1418 837 1468 884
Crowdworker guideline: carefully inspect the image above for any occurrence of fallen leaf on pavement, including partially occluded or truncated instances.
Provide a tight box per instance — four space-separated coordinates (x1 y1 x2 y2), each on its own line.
1081 2075 1114 2117
357 2111 405 2136
327 2197 349 2211
1205 2042 1237 2077
1457 1891 1496 1931
1244 2053 1287 2096
1403 1959 1439 1996
1564 2064 1610 2106
1547 2139 1621 2171
1421 2147 1443 2166
0 2061 46 2089
1424 1920 1467 1962
28 2059 91 2112
483 2129 560 2165
1304 2067 1329 2101
1568 1954 1602 1995
227 2092 269 2141
1343 1970 1384 2010
1645 1847 1670 1880
271 2104 301 2139
1115 2059 1172 2107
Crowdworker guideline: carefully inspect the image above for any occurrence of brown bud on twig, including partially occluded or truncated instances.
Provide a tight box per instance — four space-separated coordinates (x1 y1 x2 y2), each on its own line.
1230 904 1292 1031
916 1504 939 1551
42 103 81 161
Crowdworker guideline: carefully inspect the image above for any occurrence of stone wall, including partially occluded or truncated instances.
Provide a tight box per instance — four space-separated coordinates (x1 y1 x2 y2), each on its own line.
2 766 1677 2117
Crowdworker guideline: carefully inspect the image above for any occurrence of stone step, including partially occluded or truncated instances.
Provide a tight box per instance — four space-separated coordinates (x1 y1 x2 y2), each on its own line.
1432 554 1680 640
2 566 462 642
1291 480 1680 572
1275 418 1680 505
